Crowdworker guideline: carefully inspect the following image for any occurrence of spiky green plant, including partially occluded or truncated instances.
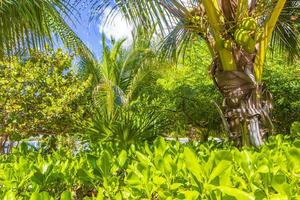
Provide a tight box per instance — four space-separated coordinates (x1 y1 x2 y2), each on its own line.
79 30 165 148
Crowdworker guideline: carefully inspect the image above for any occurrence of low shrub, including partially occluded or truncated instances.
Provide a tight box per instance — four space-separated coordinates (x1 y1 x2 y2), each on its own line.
0 135 299 199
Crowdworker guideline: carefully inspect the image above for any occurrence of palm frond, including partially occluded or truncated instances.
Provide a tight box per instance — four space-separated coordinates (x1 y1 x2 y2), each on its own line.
89 0 206 60
271 0 300 61
0 0 90 58
159 22 196 60
90 0 191 36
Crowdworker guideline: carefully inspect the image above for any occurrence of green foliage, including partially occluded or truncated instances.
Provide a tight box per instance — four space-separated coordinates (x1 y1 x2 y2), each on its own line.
291 122 300 137
0 135 299 199
149 42 223 138
149 41 300 138
0 0 90 58
89 97 165 149
264 56 300 132
79 32 167 148
0 49 91 143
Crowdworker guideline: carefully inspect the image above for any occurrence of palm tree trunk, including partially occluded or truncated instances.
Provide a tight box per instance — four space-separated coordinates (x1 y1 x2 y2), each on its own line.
211 51 273 147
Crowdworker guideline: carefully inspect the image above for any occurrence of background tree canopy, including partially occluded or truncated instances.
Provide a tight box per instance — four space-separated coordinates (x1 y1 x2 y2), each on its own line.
0 48 91 151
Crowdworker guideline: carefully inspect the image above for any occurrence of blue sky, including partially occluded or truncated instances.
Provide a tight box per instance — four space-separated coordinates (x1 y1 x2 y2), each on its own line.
70 6 102 58
68 5 133 59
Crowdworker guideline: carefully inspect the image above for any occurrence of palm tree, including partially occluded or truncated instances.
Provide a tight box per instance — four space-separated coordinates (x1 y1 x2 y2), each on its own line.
90 0 300 147
0 0 90 58
79 30 164 148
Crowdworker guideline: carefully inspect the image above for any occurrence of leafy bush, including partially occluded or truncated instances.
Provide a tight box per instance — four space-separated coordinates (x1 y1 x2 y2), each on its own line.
264 55 300 133
0 135 299 199
150 42 223 138
0 49 91 152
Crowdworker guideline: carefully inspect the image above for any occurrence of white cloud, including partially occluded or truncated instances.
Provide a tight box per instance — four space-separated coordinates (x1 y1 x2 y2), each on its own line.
98 1 194 48
99 8 134 47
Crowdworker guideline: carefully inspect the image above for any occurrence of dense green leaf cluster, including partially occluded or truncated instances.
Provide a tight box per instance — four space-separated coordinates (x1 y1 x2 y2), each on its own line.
79 32 170 147
264 56 300 132
151 42 222 137
0 49 91 144
0 135 299 199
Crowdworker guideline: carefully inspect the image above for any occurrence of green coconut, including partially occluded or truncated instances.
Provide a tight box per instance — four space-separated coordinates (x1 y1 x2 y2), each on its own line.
234 29 251 46
241 17 257 31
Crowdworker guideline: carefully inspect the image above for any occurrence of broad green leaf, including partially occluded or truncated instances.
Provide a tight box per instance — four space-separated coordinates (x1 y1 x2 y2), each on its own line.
42 163 53 176
163 154 173 174
31 171 44 185
256 165 269 174
136 151 152 166
293 140 300 148
215 150 233 162
4 191 17 200
222 187 254 200
99 150 111 177
126 171 140 185
61 191 72 200
234 151 251 177
153 176 166 186
209 160 232 183
170 183 182 190
154 136 168 156
138 163 150 183
76 169 94 183
144 141 153 156
30 192 40 200
269 194 288 200
184 191 199 200
211 185 255 200
39 192 52 200
117 150 127 168
183 147 204 181
287 148 300 166
271 174 290 195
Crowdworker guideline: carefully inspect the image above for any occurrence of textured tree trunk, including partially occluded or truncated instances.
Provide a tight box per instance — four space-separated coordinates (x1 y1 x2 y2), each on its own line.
211 50 273 147
0 134 8 154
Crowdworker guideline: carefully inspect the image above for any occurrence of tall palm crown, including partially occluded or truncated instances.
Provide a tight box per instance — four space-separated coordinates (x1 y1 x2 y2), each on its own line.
0 0 89 58
92 0 300 61
90 0 300 147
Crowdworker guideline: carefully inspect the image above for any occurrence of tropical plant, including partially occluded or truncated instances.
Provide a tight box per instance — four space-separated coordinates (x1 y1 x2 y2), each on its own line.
90 0 300 147
79 31 166 148
153 41 223 139
0 135 299 199
0 0 90 58
0 48 91 153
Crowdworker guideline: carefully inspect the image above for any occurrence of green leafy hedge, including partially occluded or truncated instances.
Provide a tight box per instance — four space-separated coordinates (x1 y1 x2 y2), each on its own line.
0 135 299 199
